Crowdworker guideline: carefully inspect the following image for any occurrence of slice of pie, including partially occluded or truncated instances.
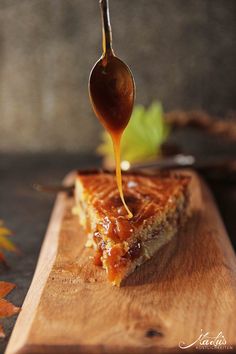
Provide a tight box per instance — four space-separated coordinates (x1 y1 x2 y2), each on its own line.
73 170 190 286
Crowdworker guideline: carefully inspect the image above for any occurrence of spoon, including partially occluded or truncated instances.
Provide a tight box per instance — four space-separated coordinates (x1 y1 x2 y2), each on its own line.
88 0 135 219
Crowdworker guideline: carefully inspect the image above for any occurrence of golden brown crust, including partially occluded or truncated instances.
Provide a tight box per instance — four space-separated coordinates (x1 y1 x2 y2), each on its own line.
77 171 189 236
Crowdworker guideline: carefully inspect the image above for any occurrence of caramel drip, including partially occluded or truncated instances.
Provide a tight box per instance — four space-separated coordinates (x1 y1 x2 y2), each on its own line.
100 0 133 219
112 133 133 219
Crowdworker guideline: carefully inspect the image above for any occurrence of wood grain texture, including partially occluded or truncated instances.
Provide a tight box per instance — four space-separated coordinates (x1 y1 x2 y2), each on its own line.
5 171 236 354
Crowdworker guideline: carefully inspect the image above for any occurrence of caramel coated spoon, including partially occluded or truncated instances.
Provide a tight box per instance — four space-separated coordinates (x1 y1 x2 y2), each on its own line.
89 0 135 219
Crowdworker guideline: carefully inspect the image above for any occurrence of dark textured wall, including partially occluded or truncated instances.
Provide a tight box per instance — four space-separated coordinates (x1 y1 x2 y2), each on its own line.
0 0 235 152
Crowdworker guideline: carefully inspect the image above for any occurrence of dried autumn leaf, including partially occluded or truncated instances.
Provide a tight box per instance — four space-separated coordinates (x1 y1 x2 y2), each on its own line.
0 282 15 298
0 299 19 318
0 226 11 237
0 282 20 338
0 236 17 253
0 220 18 266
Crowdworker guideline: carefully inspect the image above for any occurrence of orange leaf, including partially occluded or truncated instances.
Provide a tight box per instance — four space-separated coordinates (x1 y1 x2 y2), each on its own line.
0 282 16 297
0 281 20 338
0 299 20 318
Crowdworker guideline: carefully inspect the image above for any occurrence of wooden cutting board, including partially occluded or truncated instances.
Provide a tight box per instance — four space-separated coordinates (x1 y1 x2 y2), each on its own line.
6 171 236 354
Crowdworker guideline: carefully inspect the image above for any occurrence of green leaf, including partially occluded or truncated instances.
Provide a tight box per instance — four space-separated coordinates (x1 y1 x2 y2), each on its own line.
96 101 170 163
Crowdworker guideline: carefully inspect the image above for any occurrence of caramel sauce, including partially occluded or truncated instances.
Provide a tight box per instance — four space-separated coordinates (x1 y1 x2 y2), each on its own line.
93 248 103 267
89 0 135 219
78 171 190 242
106 244 128 282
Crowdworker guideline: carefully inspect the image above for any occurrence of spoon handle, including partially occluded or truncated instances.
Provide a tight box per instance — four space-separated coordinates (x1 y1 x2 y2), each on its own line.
99 0 113 55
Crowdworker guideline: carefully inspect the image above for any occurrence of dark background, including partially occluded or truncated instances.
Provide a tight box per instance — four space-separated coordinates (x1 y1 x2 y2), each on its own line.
0 0 235 152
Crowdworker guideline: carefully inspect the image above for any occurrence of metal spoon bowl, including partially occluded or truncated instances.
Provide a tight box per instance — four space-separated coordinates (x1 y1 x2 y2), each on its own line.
88 0 135 134
89 55 135 134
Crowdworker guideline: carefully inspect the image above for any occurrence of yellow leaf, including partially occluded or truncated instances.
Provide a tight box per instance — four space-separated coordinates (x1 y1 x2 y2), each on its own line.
0 221 18 262
0 227 12 237
0 235 17 252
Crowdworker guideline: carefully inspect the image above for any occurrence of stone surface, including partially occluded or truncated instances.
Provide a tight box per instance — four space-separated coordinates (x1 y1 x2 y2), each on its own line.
0 0 235 152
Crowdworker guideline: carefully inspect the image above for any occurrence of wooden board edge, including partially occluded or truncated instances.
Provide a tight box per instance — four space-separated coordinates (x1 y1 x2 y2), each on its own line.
5 172 76 354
